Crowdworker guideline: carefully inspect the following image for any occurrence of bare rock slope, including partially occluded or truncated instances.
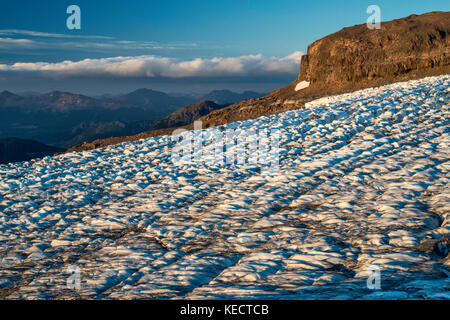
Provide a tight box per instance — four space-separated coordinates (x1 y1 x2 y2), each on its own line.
275 11 450 100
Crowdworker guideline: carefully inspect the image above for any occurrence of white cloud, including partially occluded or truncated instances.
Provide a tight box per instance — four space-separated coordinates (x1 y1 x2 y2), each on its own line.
0 30 199 52
0 29 113 39
0 37 37 47
0 52 303 78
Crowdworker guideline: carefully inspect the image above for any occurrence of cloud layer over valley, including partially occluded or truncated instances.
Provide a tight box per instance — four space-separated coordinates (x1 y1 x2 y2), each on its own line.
0 52 303 79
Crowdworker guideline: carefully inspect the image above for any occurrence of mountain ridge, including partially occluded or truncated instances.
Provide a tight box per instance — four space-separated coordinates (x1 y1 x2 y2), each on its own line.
151 100 225 130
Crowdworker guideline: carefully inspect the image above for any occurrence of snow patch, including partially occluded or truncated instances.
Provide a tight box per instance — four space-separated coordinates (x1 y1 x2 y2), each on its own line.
295 81 310 91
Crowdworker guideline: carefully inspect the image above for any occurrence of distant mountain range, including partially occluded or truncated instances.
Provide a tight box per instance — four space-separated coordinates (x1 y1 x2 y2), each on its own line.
0 89 265 151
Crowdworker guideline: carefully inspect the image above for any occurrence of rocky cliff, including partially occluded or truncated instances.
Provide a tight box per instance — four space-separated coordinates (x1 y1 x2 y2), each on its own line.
273 11 449 100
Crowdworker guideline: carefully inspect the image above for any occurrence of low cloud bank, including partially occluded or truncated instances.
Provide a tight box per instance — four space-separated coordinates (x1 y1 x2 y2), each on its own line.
0 52 303 79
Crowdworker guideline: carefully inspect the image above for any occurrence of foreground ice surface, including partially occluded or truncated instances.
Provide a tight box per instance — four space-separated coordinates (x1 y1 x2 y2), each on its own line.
0 75 449 299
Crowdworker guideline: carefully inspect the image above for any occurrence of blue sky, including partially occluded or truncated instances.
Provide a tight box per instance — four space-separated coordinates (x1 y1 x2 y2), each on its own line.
0 0 448 94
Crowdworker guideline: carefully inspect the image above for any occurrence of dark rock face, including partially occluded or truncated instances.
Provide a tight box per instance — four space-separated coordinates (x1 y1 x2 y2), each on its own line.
278 11 450 99
0 138 65 164
151 100 224 130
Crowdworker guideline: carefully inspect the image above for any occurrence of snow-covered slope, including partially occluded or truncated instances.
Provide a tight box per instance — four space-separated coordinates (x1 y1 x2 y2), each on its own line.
0 75 449 299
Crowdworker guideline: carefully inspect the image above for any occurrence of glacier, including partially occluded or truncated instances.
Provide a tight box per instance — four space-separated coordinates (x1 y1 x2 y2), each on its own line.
0 75 449 299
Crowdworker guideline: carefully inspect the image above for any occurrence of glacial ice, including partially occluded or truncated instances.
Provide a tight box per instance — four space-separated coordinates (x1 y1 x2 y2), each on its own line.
0 75 449 299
